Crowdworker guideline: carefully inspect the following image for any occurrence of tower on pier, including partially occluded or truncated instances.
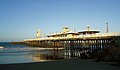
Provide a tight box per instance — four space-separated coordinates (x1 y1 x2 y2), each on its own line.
87 25 90 31
36 29 40 39
63 27 69 33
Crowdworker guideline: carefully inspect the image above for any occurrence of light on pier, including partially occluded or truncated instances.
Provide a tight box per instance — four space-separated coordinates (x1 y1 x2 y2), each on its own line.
106 22 109 33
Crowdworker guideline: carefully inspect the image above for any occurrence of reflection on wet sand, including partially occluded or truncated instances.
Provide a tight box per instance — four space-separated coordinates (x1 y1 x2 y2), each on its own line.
31 50 64 62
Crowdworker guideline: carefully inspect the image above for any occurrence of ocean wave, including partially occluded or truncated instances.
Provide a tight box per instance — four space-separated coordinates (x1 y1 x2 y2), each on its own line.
0 46 4 49
0 47 64 56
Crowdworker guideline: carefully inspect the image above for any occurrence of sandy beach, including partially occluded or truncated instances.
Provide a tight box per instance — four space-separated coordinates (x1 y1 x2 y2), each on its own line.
0 58 120 70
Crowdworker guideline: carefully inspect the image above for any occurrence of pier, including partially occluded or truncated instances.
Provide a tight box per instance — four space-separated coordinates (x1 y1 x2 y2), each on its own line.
23 26 120 58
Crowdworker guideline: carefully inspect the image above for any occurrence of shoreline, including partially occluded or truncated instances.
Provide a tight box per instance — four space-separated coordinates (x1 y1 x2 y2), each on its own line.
0 58 120 70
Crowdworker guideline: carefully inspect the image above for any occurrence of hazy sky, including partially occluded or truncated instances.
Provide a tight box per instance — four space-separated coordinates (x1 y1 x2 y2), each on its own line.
0 0 120 42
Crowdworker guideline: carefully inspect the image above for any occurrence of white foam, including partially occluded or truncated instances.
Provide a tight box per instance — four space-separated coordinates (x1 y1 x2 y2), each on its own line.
0 46 4 49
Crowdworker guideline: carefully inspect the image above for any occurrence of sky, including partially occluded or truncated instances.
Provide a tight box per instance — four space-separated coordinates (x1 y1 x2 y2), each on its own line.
0 0 120 42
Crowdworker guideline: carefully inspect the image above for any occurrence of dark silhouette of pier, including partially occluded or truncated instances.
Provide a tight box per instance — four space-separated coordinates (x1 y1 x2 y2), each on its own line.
23 26 120 59
23 36 120 59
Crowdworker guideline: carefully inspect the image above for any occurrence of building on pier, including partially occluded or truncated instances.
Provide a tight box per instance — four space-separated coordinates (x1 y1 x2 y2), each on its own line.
78 25 100 35
47 25 100 39
47 27 79 38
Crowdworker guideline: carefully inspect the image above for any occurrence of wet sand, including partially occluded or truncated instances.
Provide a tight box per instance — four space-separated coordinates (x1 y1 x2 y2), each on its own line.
0 59 120 70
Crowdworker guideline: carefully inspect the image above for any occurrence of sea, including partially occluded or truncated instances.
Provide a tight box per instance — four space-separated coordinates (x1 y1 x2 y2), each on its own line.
0 42 64 64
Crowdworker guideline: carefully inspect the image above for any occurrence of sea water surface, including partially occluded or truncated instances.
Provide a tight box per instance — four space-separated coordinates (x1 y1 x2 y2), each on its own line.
0 42 63 64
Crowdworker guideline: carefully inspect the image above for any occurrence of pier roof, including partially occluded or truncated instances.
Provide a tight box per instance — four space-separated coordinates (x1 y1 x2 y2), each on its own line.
47 32 79 37
78 30 100 34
